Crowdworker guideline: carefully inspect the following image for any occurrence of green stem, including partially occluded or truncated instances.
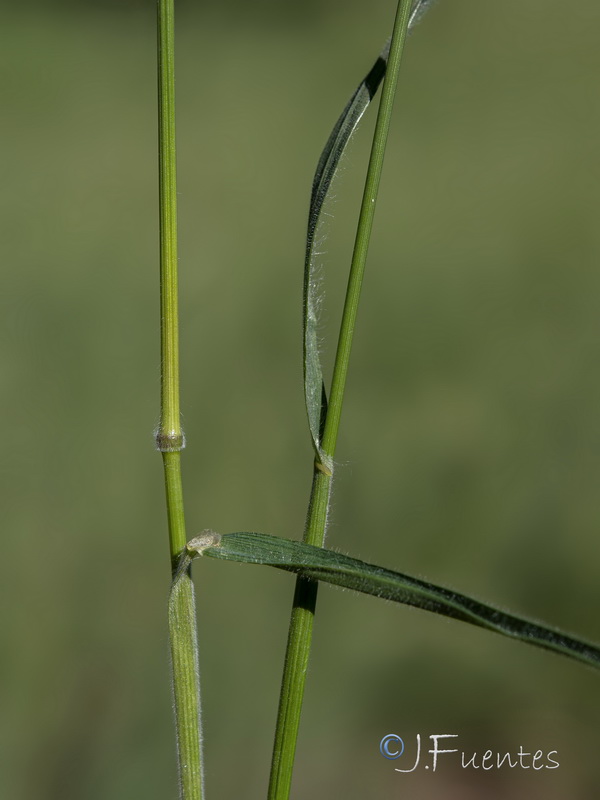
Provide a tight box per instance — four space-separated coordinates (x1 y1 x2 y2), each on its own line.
157 0 183 458
268 2 414 797
157 1 204 798
267 470 330 800
322 13 410 457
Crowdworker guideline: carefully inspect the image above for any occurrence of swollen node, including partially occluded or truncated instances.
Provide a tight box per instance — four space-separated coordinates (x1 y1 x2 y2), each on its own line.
155 428 186 452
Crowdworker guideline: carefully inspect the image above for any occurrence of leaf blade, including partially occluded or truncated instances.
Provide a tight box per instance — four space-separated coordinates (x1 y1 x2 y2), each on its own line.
303 0 437 467
188 531 600 671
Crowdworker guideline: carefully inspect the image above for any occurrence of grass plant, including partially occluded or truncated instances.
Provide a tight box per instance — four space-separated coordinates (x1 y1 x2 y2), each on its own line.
157 1 599 798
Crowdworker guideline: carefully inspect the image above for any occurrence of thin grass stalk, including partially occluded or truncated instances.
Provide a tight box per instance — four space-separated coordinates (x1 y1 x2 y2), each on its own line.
267 2 415 797
157 1 204 797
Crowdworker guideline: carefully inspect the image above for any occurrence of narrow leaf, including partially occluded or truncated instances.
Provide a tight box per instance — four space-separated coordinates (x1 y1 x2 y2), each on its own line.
185 531 600 671
303 0 437 469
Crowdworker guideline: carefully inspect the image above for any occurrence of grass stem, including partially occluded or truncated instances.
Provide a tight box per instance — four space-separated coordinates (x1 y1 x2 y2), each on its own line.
267 2 415 798
157 1 204 797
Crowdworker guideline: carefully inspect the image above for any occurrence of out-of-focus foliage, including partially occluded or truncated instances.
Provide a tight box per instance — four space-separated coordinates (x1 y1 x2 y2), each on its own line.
2 1 600 799
28 0 329 24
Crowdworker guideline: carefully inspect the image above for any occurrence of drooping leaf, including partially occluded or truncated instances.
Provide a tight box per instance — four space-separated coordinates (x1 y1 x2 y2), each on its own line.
182 530 600 671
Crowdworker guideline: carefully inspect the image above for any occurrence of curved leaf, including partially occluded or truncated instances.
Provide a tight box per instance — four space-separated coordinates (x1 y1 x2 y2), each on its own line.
183 530 600 671
303 0 437 470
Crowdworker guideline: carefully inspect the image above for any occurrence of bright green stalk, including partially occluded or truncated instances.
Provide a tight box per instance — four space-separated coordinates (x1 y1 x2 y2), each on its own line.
268 3 415 798
322 13 411 457
157 0 183 464
267 469 330 800
157 1 204 798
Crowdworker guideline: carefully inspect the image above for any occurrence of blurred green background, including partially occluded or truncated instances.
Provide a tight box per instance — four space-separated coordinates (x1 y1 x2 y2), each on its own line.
2 1 600 797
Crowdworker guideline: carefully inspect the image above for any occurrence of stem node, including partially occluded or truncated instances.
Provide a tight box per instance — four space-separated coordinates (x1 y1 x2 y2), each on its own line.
156 428 186 452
